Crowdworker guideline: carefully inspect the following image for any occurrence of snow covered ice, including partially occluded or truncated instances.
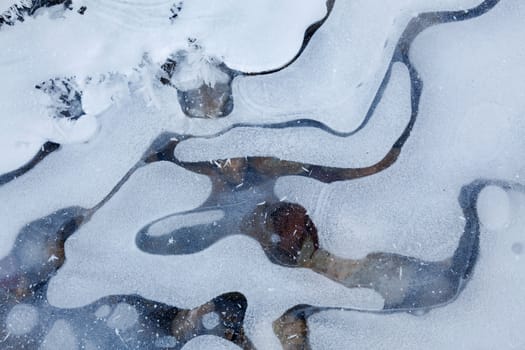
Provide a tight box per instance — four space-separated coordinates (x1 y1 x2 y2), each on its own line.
1 0 525 349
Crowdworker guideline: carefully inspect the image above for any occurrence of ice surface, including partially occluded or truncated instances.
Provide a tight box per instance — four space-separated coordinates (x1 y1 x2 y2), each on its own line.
50 233 384 347
0 95 177 258
175 62 411 168
201 311 220 330
274 0 525 262
232 0 485 132
106 303 139 331
477 185 511 231
40 319 77 350
0 0 326 174
182 335 241 350
308 188 525 349
145 209 224 237
2 0 524 349
5 304 39 336
94 304 111 319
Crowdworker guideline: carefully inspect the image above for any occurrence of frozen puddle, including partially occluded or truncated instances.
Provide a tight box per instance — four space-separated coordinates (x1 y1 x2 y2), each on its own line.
1 0 525 349
0 0 327 175
232 0 486 131
308 184 525 350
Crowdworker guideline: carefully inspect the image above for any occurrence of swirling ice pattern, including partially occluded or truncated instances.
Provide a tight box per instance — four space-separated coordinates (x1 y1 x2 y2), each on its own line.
2 0 521 349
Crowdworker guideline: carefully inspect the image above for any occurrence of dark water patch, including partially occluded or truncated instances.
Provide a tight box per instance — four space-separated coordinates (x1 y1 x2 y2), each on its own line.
0 292 253 349
177 81 234 119
0 207 85 304
160 50 236 118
